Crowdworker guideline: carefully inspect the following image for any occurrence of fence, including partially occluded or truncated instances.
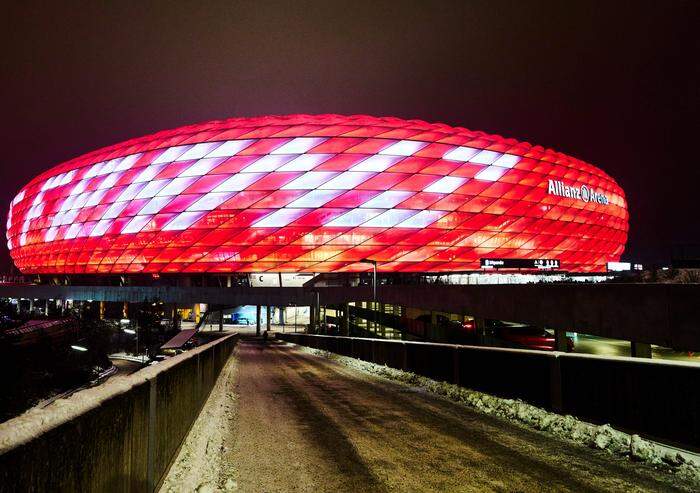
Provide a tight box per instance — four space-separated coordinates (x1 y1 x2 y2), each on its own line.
0 333 238 492
278 333 700 450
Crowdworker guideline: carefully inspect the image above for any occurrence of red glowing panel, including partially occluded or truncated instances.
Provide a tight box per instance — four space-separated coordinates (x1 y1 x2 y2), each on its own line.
7 114 628 273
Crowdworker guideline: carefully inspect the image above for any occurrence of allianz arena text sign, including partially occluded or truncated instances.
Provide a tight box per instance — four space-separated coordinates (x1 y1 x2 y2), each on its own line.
6 114 628 274
547 179 609 205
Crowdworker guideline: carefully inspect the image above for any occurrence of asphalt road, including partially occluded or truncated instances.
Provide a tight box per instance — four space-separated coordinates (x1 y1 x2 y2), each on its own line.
163 338 695 492
572 334 700 363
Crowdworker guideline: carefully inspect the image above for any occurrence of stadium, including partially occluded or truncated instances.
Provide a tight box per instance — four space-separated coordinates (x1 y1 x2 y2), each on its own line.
6 114 628 274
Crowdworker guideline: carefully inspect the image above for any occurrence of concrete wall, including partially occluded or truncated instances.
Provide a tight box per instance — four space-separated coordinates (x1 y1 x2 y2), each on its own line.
2 282 699 350
0 334 238 492
278 333 700 450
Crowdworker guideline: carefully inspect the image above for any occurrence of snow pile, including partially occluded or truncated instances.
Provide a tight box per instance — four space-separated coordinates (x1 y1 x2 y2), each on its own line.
299 345 700 485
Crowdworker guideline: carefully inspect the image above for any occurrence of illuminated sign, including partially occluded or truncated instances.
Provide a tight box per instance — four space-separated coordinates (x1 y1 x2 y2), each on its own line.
481 258 561 270
547 179 609 205
607 262 643 272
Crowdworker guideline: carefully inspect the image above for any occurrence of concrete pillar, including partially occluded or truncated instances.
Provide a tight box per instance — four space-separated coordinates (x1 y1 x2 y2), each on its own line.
554 328 568 352
342 303 350 336
219 310 224 332
44 299 49 316
378 303 385 337
99 301 106 320
28 298 34 314
279 306 285 325
266 305 271 332
256 305 262 336
309 304 316 330
631 341 652 358
474 318 487 344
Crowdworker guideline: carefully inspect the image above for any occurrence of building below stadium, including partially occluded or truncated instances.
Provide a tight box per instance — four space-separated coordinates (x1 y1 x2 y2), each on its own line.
6 114 628 276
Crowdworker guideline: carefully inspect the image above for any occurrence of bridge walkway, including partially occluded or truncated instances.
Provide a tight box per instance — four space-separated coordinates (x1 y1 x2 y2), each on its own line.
161 338 691 492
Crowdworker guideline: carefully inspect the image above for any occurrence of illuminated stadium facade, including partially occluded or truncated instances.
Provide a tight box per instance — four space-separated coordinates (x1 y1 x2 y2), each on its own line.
6 115 628 274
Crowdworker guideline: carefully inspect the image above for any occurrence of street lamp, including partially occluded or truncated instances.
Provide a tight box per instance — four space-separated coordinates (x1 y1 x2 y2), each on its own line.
360 259 377 301
360 259 378 335
71 345 88 352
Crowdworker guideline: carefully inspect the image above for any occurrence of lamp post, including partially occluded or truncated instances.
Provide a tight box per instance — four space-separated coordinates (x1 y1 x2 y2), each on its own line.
360 259 378 334
360 259 377 301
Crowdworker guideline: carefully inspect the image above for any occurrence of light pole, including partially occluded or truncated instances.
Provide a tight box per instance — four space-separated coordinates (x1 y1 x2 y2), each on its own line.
360 259 377 301
361 259 378 334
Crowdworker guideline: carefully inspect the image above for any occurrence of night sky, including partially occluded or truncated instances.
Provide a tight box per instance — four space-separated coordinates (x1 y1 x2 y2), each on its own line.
1 1 698 272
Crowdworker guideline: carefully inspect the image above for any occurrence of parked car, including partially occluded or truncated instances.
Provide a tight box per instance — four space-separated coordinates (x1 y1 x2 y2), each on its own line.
413 314 477 343
492 323 574 352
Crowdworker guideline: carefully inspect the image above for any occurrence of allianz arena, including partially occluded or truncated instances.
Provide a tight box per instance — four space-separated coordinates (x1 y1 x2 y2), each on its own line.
6 114 628 274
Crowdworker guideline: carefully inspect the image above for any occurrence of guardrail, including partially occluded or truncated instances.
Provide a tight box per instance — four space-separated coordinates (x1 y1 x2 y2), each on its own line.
0 333 238 492
277 333 700 450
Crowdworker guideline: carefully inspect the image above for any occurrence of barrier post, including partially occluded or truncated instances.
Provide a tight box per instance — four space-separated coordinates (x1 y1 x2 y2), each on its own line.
452 347 460 385
549 354 563 413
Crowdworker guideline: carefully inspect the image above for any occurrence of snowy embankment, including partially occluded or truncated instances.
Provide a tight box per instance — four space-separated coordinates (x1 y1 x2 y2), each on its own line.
159 350 239 492
296 344 700 485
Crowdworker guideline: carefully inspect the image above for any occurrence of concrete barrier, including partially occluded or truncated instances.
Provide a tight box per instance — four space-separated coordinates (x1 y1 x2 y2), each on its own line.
278 333 700 450
0 333 238 492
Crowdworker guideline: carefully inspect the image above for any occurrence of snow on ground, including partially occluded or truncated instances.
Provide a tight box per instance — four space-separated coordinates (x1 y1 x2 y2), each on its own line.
295 344 700 486
159 349 239 493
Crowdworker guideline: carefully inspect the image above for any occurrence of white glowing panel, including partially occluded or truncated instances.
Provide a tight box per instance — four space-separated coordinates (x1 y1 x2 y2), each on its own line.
241 154 295 173
318 171 375 190
474 166 508 181
363 209 418 227
492 154 521 169
205 139 255 158
115 153 142 171
163 211 206 231
214 173 266 192
282 172 338 190
89 219 112 237
178 142 223 161
350 155 402 172
186 192 235 211
396 210 447 228
157 176 198 196
135 179 170 199
139 196 173 215
360 190 414 209
423 176 467 194
271 137 326 154
470 150 502 165
253 208 310 228
379 139 428 156
153 145 191 164
443 146 479 162
326 209 383 227
122 215 153 234
278 154 333 171
180 158 223 177
102 201 129 220
134 164 165 183
287 190 344 208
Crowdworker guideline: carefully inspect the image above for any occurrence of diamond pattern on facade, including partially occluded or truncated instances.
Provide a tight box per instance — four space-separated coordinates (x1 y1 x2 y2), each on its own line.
6 114 628 274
